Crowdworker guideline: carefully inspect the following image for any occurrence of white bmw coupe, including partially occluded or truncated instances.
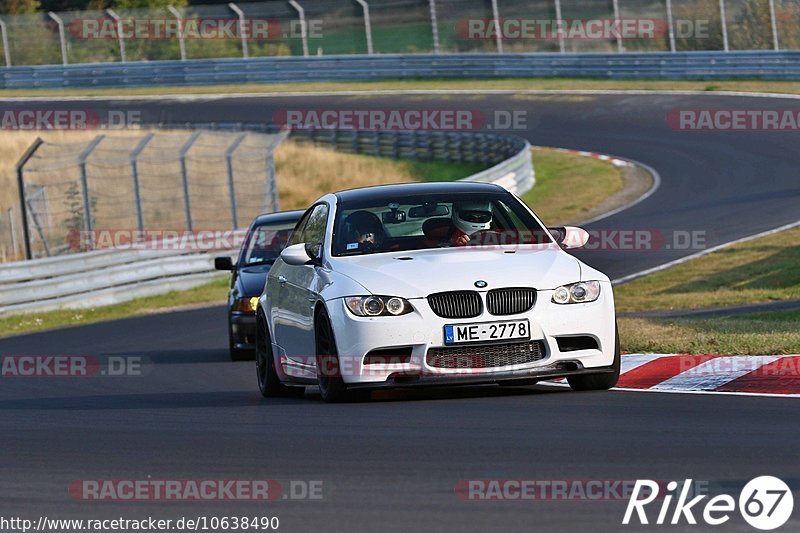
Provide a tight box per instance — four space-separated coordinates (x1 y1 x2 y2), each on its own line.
256 182 619 402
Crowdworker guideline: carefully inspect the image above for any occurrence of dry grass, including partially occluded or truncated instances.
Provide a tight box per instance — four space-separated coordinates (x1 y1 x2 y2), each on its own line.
0 131 112 262
276 141 437 209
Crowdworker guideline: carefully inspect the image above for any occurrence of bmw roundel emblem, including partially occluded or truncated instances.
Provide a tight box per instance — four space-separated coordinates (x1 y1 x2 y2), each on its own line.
474 280 488 288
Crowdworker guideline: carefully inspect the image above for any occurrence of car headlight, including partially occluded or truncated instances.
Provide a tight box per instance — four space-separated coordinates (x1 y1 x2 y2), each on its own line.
551 281 601 304
345 296 413 317
233 296 260 313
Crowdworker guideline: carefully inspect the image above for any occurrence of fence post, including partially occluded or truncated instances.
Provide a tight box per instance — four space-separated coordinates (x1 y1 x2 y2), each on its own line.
226 133 247 229
15 137 43 260
288 0 309 57
25 190 50 257
106 9 127 62
354 0 374 55
48 12 68 65
167 5 187 60
490 0 503 53
179 131 201 232
768 0 779 51
665 0 676 52
8 208 17 257
78 135 105 241
0 18 10 67
428 0 440 54
130 133 154 233
612 0 623 52
228 3 249 59
719 0 729 52
265 132 285 213
554 0 565 53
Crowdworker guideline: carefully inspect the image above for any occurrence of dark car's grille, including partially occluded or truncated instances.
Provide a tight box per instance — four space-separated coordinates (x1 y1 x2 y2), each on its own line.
486 288 537 315
427 291 482 319
426 341 546 369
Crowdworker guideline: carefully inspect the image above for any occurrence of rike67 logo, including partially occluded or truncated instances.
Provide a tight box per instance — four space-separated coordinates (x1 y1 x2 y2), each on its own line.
623 477 794 530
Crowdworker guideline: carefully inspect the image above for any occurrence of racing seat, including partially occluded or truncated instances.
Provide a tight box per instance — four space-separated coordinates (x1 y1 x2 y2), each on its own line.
422 217 454 245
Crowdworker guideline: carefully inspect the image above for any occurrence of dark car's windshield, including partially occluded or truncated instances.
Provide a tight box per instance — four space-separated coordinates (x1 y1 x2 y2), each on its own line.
239 220 299 266
332 191 551 257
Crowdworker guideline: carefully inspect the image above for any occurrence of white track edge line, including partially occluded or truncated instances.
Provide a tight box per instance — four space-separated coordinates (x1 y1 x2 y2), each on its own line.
539 381 800 399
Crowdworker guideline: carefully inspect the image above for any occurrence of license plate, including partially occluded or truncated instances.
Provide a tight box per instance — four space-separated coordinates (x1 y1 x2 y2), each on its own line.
444 320 530 345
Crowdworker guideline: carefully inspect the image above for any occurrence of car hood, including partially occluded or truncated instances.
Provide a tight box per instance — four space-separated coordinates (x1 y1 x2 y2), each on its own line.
237 265 271 296
329 246 582 298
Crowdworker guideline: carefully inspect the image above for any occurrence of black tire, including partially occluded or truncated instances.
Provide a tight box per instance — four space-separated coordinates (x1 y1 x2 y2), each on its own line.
229 324 253 362
315 308 353 403
256 312 300 398
567 325 621 392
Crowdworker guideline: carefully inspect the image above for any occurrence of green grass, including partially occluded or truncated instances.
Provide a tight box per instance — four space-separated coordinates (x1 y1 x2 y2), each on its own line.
9 78 800 98
615 227 800 313
620 309 800 356
405 159 488 183
616 226 800 355
523 148 623 226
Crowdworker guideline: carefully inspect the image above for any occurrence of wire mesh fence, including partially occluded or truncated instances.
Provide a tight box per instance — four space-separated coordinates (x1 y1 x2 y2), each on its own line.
0 0 797 67
16 129 285 259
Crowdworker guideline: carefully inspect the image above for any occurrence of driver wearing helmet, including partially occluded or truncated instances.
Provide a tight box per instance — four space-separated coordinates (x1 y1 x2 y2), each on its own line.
344 210 384 252
451 200 493 246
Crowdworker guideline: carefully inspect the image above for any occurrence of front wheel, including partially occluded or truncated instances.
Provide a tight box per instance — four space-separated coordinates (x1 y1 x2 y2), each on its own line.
567 325 621 392
315 308 354 403
256 313 301 398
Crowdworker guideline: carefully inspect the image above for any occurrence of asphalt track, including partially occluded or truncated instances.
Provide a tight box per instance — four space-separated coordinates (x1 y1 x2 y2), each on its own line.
2 92 800 532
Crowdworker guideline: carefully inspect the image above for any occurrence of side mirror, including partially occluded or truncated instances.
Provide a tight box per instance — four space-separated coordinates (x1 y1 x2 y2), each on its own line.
281 243 313 266
305 242 323 265
549 226 590 249
214 256 234 270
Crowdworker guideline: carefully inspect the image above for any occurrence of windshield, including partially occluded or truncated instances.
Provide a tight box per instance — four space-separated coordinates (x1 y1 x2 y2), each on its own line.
332 191 551 257
239 220 299 266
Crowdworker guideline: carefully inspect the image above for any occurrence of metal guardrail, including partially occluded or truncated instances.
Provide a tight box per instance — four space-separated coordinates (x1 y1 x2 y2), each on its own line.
0 127 534 315
3 50 800 89
0 247 198 284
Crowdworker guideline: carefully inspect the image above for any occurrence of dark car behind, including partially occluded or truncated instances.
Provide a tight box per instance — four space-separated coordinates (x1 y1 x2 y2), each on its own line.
215 210 305 360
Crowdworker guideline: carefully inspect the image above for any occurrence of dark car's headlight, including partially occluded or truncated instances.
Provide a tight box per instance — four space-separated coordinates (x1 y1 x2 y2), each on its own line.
232 296 260 313
345 296 414 317
552 281 601 304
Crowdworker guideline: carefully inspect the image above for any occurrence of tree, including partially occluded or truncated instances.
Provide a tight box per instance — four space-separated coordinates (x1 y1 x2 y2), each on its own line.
0 0 41 14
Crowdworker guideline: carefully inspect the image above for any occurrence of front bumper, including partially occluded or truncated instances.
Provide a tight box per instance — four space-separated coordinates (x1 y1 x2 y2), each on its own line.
282 283 616 386
230 312 257 351
346 359 615 389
